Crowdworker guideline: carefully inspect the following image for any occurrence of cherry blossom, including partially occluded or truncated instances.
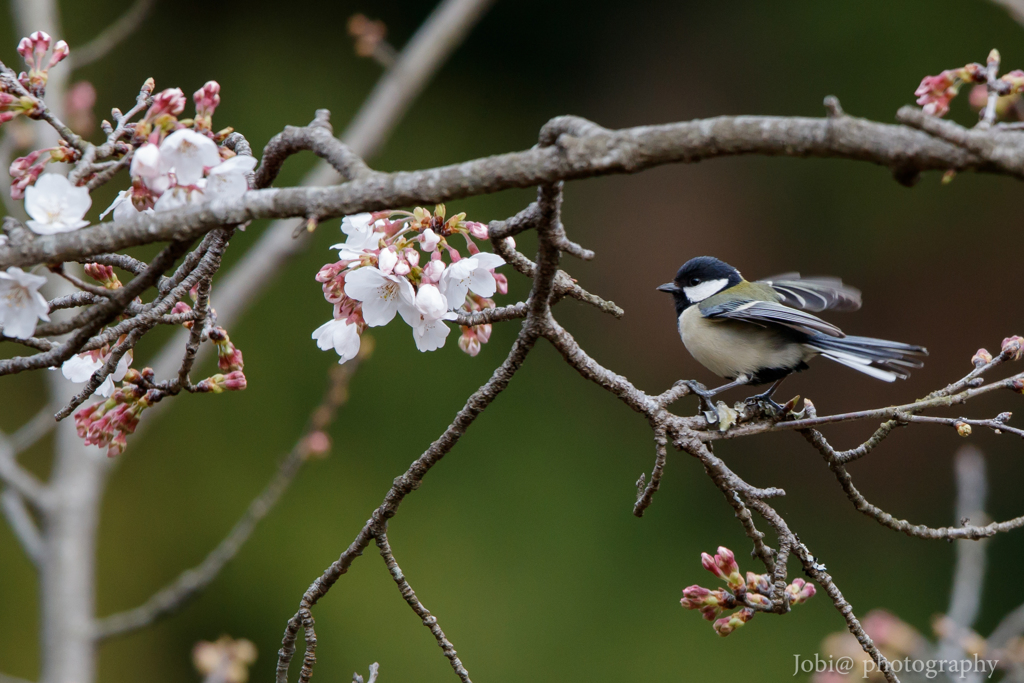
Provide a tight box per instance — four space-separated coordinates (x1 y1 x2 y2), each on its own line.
159 129 220 185
330 213 385 259
312 319 362 364
24 173 91 235
344 266 415 326
100 189 154 222
204 155 256 200
0 266 49 339
153 185 204 213
130 143 171 192
61 349 132 397
439 252 505 309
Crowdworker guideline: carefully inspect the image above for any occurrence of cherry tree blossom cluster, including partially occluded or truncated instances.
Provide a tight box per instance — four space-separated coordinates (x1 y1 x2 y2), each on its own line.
914 49 1024 118
313 205 507 364
680 546 815 637
101 81 254 220
0 30 254 458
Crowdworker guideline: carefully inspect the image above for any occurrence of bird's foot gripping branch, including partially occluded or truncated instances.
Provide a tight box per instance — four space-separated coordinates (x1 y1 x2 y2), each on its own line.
3 24 1024 683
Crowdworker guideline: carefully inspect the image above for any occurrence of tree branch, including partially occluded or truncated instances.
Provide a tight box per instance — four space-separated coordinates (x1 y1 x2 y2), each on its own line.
93 359 360 641
0 111 1005 270
66 0 156 70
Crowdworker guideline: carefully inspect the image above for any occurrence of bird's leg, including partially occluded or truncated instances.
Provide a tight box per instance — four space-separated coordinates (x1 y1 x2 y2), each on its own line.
684 377 751 422
744 377 787 415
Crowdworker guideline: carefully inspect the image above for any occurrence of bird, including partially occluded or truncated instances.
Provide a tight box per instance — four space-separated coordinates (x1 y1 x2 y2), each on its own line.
657 256 927 414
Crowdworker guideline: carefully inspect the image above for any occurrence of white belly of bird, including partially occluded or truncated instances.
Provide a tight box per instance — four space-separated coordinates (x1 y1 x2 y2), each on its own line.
678 306 812 380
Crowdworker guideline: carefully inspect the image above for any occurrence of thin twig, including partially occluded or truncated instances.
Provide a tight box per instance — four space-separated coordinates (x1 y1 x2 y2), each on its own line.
376 531 472 683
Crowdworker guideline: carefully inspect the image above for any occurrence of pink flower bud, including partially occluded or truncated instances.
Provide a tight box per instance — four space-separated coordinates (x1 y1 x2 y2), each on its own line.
972 348 993 368
147 88 186 119
712 608 754 636
193 81 221 118
494 272 508 295
47 40 69 68
476 323 492 344
701 552 727 581
681 585 712 609
1002 336 1024 361
785 578 817 604
83 263 117 287
402 247 420 268
714 546 744 588
16 37 33 61
458 328 481 356
198 371 247 393
466 221 489 239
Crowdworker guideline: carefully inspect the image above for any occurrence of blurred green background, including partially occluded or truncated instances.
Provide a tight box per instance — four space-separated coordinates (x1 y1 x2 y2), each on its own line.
2 0 1024 681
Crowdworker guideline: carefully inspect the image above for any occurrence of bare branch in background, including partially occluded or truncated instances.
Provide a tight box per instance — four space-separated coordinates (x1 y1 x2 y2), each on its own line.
1 488 43 568
94 358 361 640
989 0 1024 27
66 0 156 70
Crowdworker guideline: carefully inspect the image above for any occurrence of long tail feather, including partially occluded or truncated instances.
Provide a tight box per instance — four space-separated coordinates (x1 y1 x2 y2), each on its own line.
805 334 928 381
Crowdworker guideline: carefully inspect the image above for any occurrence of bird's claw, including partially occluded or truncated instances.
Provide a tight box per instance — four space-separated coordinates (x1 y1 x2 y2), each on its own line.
683 380 718 420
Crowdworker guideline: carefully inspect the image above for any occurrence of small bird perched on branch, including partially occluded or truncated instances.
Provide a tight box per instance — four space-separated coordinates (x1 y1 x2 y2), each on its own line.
657 256 927 415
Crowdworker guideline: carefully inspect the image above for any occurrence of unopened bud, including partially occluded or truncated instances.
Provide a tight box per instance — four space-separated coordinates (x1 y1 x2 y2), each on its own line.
972 348 993 368
956 421 972 437
1001 336 1024 361
989 48 1001 66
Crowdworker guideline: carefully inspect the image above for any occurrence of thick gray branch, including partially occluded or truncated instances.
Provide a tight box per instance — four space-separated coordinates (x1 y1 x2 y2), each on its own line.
0 112 997 270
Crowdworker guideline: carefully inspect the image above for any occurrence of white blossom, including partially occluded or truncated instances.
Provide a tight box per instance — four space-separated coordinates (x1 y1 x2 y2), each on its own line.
397 284 457 352
312 319 361 364
130 143 172 192
378 247 398 275
153 185 204 212
205 155 256 201
330 213 385 260
61 350 132 397
100 190 154 222
343 266 415 327
0 267 49 339
159 129 220 185
438 252 505 309
420 228 441 252
24 173 91 235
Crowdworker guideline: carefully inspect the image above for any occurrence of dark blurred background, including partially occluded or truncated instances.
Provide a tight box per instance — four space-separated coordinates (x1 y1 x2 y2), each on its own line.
2 0 1023 681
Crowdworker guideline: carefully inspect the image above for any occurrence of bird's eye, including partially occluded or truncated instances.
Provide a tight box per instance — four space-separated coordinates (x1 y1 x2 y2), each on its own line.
689 277 702 287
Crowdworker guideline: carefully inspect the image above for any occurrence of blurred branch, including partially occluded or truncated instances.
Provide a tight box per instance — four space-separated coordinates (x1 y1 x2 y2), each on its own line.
67 0 156 70
1 488 43 568
936 447 990 663
93 358 361 641
989 0 1024 27
0 434 50 510
946 446 989 628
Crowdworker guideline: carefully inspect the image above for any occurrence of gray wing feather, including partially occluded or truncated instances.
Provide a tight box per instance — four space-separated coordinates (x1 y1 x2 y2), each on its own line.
758 273 862 312
701 299 845 337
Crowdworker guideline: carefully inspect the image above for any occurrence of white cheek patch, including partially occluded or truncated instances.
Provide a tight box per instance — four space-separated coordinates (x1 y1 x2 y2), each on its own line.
683 278 728 302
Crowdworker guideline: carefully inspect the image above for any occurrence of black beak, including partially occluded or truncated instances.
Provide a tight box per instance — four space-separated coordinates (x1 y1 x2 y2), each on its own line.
657 282 681 294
